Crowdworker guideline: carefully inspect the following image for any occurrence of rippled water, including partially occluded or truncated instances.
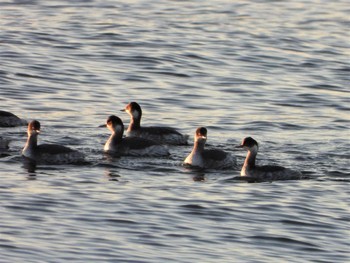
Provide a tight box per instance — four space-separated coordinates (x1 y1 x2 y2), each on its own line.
1 0 349 262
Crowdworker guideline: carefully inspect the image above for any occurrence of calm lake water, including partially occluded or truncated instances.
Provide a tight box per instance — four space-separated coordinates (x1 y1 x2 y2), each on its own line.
1 0 349 262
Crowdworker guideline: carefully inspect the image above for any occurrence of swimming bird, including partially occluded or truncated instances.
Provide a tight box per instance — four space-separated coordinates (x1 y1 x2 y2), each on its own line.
121 102 188 145
0 110 27 127
184 127 236 169
237 137 303 181
104 115 170 157
22 120 84 164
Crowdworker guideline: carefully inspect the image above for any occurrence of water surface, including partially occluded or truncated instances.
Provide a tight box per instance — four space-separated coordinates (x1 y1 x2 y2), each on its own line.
1 0 349 262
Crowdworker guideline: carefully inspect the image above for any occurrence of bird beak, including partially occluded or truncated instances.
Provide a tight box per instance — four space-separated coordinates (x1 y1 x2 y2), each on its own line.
235 144 244 149
98 124 107 128
120 109 126 112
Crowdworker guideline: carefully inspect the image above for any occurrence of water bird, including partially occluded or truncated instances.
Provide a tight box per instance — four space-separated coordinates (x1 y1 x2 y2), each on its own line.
22 120 84 164
104 115 170 157
121 102 188 145
237 137 303 181
0 110 27 127
184 127 236 169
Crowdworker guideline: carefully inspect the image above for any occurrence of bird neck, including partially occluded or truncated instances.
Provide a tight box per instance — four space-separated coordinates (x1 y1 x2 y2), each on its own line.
110 130 123 141
192 140 206 153
128 114 141 131
243 147 258 170
25 133 38 150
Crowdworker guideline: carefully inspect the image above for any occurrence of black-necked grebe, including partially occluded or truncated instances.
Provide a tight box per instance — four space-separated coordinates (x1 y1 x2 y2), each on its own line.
104 115 170 157
237 137 303 181
184 127 236 169
22 120 84 164
122 102 188 145
0 110 27 127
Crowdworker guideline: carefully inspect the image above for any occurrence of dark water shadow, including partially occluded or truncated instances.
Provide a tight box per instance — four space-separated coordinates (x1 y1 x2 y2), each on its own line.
223 170 314 183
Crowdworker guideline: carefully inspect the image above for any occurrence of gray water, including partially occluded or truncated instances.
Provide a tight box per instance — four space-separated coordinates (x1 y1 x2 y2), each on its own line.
1 0 349 262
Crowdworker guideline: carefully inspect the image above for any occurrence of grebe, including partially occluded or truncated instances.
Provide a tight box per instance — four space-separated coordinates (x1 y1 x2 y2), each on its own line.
122 102 188 145
0 110 27 127
184 127 236 169
22 120 84 164
104 115 170 157
237 137 303 181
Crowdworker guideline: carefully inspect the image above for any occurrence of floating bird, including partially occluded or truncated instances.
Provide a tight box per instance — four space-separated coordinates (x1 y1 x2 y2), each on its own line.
122 102 188 145
104 115 170 157
0 110 27 127
237 137 303 181
184 127 236 169
22 120 84 164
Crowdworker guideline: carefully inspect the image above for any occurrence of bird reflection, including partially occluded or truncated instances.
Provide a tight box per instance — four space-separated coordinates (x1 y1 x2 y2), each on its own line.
192 172 206 182
22 158 37 178
104 168 121 181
